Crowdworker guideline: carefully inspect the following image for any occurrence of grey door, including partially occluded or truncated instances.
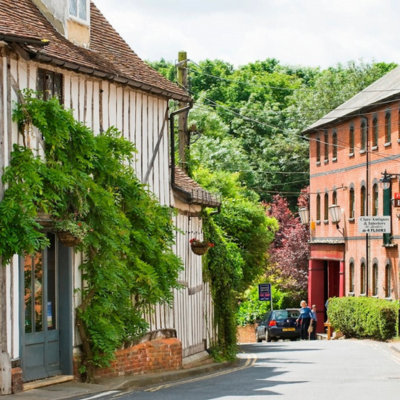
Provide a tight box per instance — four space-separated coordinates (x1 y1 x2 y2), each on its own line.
20 233 62 382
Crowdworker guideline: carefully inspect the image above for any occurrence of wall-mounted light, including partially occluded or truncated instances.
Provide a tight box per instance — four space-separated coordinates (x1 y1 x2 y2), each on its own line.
298 208 310 225
329 204 344 235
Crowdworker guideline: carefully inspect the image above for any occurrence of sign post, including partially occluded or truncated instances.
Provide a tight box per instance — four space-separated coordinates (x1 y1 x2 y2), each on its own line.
258 283 273 311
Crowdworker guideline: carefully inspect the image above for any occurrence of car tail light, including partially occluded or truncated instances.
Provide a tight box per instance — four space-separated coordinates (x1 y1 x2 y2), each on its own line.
269 320 276 327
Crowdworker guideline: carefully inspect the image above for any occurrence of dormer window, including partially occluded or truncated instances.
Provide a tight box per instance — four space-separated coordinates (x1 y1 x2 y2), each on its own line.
69 0 88 22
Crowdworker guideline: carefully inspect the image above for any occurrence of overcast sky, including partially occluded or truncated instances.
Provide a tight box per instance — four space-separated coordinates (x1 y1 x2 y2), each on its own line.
93 0 400 69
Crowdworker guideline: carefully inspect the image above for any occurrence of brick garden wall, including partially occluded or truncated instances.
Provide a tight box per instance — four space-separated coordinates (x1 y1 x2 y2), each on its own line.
237 324 257 343
74 338 182 380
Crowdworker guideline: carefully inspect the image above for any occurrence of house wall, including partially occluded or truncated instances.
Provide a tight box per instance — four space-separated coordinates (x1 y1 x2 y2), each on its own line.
0 49 214 384
309 99 400 301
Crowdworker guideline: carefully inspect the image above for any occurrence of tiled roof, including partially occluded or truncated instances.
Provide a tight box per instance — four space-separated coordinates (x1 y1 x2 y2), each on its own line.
174 167 221 207
303 66 400 133
0 0 190 102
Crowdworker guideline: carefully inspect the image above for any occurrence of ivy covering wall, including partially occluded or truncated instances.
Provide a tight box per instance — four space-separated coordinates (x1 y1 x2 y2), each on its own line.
0 91 182 381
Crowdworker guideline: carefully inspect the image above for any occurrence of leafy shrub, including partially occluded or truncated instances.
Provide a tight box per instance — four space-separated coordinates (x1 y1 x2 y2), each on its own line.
236 284 295 326
327 297 399 341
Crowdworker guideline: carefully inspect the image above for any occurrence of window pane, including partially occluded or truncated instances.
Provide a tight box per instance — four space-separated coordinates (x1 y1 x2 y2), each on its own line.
316 137 320 162
69 0 77 16
79 0 87 20
373 117 378 146
349 126 354 153
385 113 391 143
47 233 57 330
316 194 321 220
324 193 329 220
324 131 328 161
24 256 33 334
34 252 43 332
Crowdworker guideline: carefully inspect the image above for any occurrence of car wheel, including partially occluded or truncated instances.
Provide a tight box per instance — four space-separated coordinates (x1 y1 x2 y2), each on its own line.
256 330 262 343
265 329 272 342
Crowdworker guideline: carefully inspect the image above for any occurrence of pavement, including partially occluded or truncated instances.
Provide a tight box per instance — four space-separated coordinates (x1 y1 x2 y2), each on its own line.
8 340 400 399
9 359 238 399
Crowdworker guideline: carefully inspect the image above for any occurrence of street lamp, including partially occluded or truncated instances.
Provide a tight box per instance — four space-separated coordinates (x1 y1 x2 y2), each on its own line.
379 170 393 189
298 208 310 225
329 204 344 235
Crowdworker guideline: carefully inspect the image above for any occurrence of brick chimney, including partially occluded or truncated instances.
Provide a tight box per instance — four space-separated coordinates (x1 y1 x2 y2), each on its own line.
32 0 90 48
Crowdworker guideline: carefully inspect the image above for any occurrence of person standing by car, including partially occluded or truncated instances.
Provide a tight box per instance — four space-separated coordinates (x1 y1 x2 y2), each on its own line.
310 304 317 340
296 300 312 340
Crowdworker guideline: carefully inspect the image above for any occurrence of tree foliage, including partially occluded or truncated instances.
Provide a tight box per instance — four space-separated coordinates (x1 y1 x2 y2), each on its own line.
265 191 310 302
4 91 182 381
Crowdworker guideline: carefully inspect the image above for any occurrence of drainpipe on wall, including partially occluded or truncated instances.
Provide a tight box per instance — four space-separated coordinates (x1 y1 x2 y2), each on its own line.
170 103 193 199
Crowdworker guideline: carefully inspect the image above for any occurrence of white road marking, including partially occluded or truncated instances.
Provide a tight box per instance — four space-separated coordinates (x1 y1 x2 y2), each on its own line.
145 356 257 392
80 391 120 400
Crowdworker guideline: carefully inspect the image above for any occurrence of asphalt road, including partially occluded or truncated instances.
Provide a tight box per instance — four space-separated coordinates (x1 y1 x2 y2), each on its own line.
80 339 400 400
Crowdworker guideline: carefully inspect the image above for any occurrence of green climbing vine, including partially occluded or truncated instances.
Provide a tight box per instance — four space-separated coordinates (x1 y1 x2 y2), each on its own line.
1 91 182 381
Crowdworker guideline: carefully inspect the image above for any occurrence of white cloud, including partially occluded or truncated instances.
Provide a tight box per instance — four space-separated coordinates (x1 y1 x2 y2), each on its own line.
93 0 400 68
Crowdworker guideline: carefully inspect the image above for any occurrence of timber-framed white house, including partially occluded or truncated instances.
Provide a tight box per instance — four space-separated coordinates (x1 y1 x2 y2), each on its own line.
0 0 219 393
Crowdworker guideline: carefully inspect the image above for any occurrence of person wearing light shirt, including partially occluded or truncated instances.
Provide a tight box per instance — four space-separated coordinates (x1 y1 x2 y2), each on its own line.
296 300 312 340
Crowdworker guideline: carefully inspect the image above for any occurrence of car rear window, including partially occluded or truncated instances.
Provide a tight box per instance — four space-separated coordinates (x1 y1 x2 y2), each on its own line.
274 310 299 319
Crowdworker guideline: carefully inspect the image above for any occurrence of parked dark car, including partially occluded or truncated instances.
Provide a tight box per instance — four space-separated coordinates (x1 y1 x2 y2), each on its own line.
255 309 300 342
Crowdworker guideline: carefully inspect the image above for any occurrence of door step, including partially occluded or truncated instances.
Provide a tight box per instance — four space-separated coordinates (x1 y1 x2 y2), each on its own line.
23 375 74 391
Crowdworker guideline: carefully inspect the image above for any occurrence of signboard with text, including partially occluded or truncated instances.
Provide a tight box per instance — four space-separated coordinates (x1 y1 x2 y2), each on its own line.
358 216 391 234
394 193 400 208
258 283 271 301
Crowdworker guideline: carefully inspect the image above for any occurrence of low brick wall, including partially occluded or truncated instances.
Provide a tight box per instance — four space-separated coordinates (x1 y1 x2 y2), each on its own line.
237 324 258 343
82 338 182 380
11 367 23 393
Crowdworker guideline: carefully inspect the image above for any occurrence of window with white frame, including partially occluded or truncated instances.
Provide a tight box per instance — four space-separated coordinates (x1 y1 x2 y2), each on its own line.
69 0 88 21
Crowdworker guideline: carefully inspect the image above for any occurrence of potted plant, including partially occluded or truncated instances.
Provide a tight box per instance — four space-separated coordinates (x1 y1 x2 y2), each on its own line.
189 238 214 256
54 219 89 247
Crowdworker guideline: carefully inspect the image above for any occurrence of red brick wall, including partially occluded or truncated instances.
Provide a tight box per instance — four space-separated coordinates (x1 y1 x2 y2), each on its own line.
74 338 182 380
237 324 257 343
11 367 23 393
308 100 400 300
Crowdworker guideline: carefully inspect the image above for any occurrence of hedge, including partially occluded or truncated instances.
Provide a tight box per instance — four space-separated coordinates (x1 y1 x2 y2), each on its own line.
327 297 399 341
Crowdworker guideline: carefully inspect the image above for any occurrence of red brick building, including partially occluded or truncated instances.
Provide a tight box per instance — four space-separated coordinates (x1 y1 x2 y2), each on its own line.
303 67 400 327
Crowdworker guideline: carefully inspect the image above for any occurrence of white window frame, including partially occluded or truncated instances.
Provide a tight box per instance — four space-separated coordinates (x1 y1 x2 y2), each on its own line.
69 0 90 25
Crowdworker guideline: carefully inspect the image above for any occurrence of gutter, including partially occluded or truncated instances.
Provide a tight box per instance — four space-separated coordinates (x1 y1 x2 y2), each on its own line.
0 34 49 47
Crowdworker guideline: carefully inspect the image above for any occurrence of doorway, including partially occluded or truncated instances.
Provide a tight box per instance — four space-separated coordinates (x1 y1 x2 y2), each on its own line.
20 233 73 382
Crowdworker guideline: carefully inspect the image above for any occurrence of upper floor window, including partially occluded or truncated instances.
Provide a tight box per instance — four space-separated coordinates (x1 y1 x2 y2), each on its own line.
385 111 391 144
349 262 355 293
360 186 366 216
316 136 321 163
37 68 63 103
349 124 355 154
332 131 338 160
349 187 355 219
385 264 392 298
324 192 329 221
324 130 329 162
398 109 400 140
316 194 321 221
332 190 337 205
373 116 378 147
360 119 367 151
372 183 378 216
360 262 366 295
372 263 378 296
69 0 88 21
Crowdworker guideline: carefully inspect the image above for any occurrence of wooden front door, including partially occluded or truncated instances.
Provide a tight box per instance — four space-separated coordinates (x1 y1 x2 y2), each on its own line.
20 233 61 382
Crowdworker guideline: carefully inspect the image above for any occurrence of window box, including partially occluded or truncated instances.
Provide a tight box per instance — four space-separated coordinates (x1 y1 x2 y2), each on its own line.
332 157 337 163
348 218 355 223
323 220 329 224
348 292 355 297
384 142 392 147
316 220 321 225
324 160 329 164
359 149 366 154
372 146 378 151
316 161 321 166
349 153 354 158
